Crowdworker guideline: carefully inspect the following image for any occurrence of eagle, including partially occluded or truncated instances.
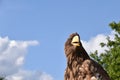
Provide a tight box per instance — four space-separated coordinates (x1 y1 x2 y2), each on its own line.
64 33 111 80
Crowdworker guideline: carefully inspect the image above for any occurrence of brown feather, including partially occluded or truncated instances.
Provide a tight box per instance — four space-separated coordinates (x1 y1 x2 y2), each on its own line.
64 33 111 80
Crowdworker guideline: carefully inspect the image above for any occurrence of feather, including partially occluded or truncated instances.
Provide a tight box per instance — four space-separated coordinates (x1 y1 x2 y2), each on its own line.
64 33 111 80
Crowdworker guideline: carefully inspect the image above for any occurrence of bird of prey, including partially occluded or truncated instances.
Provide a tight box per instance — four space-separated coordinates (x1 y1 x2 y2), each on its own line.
64 33 111 80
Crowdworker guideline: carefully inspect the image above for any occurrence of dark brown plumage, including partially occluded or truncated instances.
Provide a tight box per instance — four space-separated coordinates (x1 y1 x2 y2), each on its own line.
64 33 111 80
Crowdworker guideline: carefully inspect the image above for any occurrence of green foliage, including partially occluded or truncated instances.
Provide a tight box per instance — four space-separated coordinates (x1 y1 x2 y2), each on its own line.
109 22 120 34
90 21 120 80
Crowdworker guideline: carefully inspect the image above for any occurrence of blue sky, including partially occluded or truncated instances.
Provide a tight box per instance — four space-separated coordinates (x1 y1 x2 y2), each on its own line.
0 0 120 80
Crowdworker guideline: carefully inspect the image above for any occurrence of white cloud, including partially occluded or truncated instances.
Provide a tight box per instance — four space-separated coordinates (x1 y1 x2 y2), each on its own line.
0 36 53 80
6 70 53 80
81 34 107 54
15 57 24 66
81 31 115 55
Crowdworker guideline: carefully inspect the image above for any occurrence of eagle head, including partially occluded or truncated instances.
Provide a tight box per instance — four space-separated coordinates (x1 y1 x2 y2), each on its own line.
64 33 82 57
65 32 81 47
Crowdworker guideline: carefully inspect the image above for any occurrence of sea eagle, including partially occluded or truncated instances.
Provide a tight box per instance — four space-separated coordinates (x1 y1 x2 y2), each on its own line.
64 33 111 80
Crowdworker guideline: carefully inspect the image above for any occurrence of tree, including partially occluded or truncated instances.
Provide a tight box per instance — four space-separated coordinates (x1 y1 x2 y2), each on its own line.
90 21 120 80
0 77 6 80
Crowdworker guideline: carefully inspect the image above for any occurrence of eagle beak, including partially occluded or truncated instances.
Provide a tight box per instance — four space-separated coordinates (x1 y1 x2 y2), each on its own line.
71 35 80 46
